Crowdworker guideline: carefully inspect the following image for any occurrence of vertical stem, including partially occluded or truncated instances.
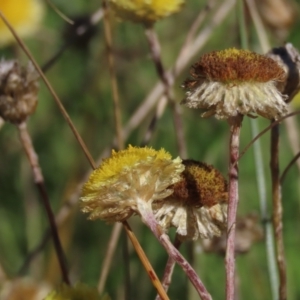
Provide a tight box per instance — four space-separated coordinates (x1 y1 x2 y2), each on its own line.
270 122 287 300
226 115 243 300
251 120 279 300
102 1 124 150
17 122 70 285
98 222 123 294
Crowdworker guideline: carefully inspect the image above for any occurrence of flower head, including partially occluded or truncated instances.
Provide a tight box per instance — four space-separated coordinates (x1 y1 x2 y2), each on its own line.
109 0 184 25
182 48 288 120
0 0 44 46
80 145 184 222
44 283 106 300
267 43 300 103
0 278 50 300
153 160 228 241
202 213 263 255
0 60 39 124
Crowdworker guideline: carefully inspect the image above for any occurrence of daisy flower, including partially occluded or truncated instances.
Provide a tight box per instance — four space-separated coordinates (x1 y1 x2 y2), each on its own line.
0 0 44 46
109 0 184 25
154 160 228 241
80 145 184 222
80 146 212 299
182 48 288 120
44 283 105 300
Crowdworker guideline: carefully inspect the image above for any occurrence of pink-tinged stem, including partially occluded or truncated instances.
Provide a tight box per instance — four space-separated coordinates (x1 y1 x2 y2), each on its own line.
155 235 182 300
226 115 243 300
138 201 212 300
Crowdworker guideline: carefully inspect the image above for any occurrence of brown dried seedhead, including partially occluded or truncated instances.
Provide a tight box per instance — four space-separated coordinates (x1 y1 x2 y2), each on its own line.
202 213 264 255
0 60 39 124
267 43 300 102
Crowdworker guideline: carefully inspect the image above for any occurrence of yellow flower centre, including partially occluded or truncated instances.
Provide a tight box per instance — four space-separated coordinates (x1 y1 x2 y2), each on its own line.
86 145 172 186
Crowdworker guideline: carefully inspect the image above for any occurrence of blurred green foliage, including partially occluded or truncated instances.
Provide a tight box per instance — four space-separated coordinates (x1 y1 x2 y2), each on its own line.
1 0 300 299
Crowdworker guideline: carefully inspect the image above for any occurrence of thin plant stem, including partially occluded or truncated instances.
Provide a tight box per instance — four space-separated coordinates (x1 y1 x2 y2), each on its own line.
238 2 278 298
244 0 270 53
173 0 215 76
42 8 104 72
280 150 300 184
122 221 170 300
283 112 300 197
0 117 4 130
17 122 70 285
97 222 123 294
46 0 74 24
251 120 279 300
138 201 212 300
0 10 96 168
237 110 300 164
122 229 131 300
102 1 123 150
226 115 243 300
270 121 287 300
122 0 235 140
144 27 186 157
1 10 162 297
0 11 96 169
155 235 182 300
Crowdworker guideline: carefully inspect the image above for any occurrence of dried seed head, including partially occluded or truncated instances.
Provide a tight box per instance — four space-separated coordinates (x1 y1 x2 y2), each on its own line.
267 43 300 103
109 0 184 25
154 160 228 241
182 48 288 120
0 278 50 300
202 213 264 255
0 60 39 124
80 145 184 222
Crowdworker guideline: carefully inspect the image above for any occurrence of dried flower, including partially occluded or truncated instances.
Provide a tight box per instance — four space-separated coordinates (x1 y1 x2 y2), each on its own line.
153 160 228 241
202 213 264 255
0 60 39 124
267 43 300 102
80 145 184 222
44 283 106 300
109 0 184 25
182 48 288 120
0 0 44 46
0 278 50 300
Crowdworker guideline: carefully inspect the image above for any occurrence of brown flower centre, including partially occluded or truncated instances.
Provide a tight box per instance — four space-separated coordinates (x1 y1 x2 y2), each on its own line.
170 160 228 208
188 48 286 84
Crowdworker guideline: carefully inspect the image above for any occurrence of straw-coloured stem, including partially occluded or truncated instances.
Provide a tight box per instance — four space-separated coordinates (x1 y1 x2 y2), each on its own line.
270 122 287 300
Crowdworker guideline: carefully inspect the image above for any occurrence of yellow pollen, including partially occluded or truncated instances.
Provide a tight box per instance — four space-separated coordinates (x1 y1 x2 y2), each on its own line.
85 145 172 187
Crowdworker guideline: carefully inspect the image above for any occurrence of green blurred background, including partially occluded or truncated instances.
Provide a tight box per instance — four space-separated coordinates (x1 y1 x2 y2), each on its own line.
1 0 300 299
